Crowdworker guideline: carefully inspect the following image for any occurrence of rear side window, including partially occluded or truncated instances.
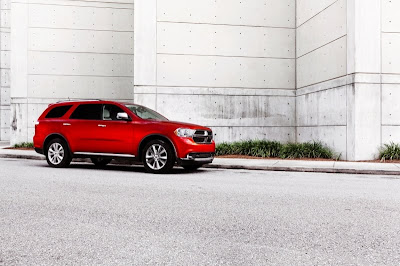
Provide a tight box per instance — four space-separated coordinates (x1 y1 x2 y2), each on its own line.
70 104 102 120
45 105 72 119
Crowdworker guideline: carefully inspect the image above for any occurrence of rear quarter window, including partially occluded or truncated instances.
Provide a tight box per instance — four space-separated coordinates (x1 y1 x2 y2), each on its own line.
70 104 102 120
45 105 72 119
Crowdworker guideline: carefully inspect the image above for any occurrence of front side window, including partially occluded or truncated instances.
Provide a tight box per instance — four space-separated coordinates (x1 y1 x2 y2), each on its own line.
103 104 129 121
45 105 72 119
125 104 168 121
70 104 102 120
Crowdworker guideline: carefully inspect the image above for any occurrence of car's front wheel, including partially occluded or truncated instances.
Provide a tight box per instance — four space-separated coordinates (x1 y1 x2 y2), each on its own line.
45 138 72 168
142 140 175 174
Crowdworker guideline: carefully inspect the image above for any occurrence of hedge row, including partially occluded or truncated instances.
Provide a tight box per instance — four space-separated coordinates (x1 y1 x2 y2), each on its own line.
216 140 337 160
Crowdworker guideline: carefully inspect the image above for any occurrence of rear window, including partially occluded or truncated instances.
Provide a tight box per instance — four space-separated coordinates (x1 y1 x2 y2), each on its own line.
45 105 72 119
70 104 102 120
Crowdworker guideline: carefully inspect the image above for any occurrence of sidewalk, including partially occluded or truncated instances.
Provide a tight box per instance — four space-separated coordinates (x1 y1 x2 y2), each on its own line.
1 142 399 176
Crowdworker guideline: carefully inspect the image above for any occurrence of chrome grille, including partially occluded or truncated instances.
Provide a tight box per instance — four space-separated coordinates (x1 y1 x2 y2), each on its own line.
193 130 213 144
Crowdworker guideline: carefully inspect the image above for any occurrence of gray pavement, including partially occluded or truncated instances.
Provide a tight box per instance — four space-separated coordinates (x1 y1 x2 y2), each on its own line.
1 158 400 265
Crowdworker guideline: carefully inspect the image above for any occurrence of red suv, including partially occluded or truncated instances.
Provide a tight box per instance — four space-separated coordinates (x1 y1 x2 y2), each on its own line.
33 100 215 174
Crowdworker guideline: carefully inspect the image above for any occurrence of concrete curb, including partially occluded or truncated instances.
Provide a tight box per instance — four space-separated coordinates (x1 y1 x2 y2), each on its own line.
205 164 400 176
0 154 44 160
1 152 399 176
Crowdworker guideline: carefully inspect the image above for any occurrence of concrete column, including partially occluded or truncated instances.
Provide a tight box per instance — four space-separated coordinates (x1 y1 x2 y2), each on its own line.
346 0 382 160
133 0 157 110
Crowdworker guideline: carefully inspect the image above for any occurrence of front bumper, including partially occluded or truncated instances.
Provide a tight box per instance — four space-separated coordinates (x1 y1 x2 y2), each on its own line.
179 152 215 165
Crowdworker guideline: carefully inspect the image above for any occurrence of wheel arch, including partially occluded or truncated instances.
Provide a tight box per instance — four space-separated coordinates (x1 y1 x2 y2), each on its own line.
43 133 72 155
138 134 177 161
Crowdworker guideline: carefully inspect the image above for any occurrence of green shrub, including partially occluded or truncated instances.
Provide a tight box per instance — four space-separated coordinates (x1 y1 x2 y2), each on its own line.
279 142 334 159
380 143 400 161
216 140 337 160
13 142 34 149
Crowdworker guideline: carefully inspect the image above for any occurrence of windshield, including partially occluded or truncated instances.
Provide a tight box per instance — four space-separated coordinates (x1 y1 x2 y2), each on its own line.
125 104 168 121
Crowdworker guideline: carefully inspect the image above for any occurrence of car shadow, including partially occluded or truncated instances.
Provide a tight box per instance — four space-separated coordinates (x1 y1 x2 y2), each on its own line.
37 161 208 175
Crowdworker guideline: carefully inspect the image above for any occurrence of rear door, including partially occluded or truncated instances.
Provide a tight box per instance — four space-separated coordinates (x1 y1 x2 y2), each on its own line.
65 103 104 153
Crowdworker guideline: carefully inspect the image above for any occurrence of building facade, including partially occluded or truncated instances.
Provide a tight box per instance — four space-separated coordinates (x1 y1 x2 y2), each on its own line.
0 0 398 160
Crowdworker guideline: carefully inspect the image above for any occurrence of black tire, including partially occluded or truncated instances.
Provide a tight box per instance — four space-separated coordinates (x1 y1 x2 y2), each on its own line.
45 138 72 168
182 165 202 171
142 139 175 174
90 158 112 167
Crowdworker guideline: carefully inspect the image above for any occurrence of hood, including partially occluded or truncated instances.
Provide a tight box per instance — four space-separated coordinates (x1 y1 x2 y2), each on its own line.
153 120 211 131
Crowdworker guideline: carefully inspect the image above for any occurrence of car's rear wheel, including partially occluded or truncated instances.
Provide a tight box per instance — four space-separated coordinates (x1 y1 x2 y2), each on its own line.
91 158 112 167
142 140 175 174
45 138 71 168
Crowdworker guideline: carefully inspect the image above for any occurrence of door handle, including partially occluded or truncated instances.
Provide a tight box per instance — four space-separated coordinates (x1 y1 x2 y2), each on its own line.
98 124 106 128
63 123 71 126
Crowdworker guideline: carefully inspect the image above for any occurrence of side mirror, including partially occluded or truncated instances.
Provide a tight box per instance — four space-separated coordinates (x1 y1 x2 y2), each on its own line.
117 112 130 121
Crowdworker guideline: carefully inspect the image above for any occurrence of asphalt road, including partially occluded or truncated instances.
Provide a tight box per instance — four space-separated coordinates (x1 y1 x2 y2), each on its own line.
1 158 400 265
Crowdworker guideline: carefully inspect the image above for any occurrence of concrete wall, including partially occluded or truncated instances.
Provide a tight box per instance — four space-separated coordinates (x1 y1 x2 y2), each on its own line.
10 0 134 144
134 0 296 143
382 0 400 146
296 0 386 160
0 0 10 140
296 0 348 158
6 0 395 161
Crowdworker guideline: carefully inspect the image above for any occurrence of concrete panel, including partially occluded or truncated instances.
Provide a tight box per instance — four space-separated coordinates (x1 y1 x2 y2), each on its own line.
156 94 295 127
1 86 10 105
158 22 295 59
28 76 134 99
154 86 295 97
296 86 347 126
1 69 10 87
29 28 134 54
351 84 381 160
134 0 157 86
158 54 295 89
0 106 9 128
1 9 9 28
29 51 134 77
10 101 28 144
157 0 295 28
10 2 28 98
297 126 347 159
134 92 157 110
382 0 400 32
0 127 10 141
297 37 346 88
1 0 10 10
29 4 134 31
296 0 337 26
296 0 346 57
1 51 9 68
212 126 295 144
351 0 381 74
382 33 400 74
382 84 400 125
382 126 400 144
1 32 9 51
27 103 48 127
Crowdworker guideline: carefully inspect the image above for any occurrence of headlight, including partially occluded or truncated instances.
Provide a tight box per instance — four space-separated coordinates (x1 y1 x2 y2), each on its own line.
174 128 196 138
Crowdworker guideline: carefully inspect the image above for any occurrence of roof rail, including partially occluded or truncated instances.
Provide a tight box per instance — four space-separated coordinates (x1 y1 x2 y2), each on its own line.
55 99 103 103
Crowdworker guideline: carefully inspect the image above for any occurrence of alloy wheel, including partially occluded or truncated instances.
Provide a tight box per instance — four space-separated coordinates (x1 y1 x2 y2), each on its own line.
48 142 65 165
145 144 168 170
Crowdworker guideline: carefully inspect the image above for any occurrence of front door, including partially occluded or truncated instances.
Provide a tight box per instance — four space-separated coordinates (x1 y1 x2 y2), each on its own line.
96 104 134 155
